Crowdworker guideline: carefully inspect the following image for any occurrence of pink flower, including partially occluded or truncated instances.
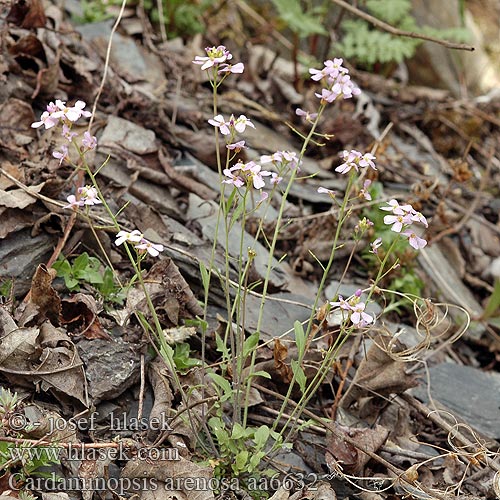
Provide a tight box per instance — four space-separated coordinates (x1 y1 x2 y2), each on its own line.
115 229 143 246
242 162 271 190
52 144 69 165
31 111 59 129
331 73 360 99
317 186 336 198
359 153 376 170
78 185 101 205
260 151 299 170
410 211 428 228
383 213 412 233
370 238 383 254
53 99 91 122
193 45 232 71
226 140 247 151
314 88 337 103
135 238 164 257
330 296 352 311
62 124 77 142
336 150 376 175
208 114 231 135
234 115 255 134
402 230 427 250
359 179 372 200
309 58 346 81
270 173 282 185
336 150 362 174
295 108 318 122
380 199 413 215
208 114 254 136
223 166 245 188
63 194 84 209
218 62 244 74
82 131 97 150
350 302 373 327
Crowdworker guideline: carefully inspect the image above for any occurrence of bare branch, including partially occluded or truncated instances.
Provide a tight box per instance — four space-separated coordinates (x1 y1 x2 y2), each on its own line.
331 0 475 51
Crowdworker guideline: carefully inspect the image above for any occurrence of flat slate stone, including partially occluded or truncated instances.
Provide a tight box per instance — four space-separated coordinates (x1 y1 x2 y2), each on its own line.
413 362 500 439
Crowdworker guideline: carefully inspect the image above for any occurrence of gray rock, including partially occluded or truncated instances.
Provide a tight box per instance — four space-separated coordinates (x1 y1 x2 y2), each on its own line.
412 362 500 439
78 338 141 404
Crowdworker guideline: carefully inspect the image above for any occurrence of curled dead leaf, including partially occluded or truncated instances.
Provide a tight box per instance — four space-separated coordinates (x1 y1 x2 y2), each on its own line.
325 423 389 475
29 264 61 325
273 338 293 383
6 0 47 28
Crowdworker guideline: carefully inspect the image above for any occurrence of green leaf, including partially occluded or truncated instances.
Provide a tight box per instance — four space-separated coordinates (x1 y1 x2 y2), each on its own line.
229 198 245 230
253 425 270 448
245 370 271 380
64 276 80 291
72 253 89 273
231 422 247 440
271 0 327 37
483 279 500 319
293 320 306 358
366 0 412 24
243 331 260 358
207 373 232 399
291 359 307 394
52 259 71 277
248 451 265 472
199 261 210 298
234 450 249 472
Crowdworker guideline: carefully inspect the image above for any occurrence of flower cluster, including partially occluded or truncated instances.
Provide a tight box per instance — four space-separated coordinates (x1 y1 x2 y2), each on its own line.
330 289 374 328
209 114 254 136
31 100 97 166
31 100 91 130
260 151 300 172
223 161 271 190
310 58 360 103
336 150 376 175
115 230 164 257
64 185 101 209
193 45 244 74
380 199 428 249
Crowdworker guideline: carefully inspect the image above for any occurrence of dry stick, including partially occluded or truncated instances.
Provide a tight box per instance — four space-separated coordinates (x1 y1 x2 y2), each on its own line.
330 334 361 420
137 354 146 423
331 0 475 51
400 393 500 474
253 384 449 500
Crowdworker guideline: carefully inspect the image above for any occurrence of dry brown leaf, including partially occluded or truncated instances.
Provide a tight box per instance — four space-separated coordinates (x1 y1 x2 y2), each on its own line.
29 264 61 325
125 257 202 327
0 184 43 209
273 338 293 383
6 0 47 28
61 293 110 340
121 456 215 500
147 358 174 442
340 332 418 408
325 424 389 475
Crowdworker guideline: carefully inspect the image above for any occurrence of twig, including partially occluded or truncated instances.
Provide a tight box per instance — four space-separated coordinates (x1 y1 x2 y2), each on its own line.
331 0 475 51
253 383 449 500
137 354 146 423
400 393 500 474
